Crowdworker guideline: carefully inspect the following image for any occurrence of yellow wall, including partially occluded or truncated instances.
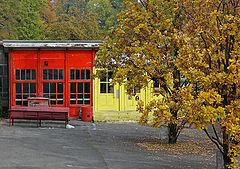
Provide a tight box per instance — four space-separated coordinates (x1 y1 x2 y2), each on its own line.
93 69 162 122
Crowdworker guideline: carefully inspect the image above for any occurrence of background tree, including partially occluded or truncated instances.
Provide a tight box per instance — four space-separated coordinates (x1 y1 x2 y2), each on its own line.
96 0 188 144
15 0 48 40
45 0 105 40
88 0 125 33
0 0 48 40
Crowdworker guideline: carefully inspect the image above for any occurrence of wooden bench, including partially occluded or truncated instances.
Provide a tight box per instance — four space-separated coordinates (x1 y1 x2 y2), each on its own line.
9 106 69 128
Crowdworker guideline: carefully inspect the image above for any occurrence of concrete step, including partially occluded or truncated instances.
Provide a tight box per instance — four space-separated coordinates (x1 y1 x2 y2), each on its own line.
93 111 153 123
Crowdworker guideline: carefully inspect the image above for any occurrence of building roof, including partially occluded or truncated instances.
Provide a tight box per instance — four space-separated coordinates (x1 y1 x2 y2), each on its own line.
2 40 103 48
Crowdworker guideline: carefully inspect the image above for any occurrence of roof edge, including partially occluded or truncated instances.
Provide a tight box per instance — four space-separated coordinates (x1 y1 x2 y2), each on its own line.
2 40 104 48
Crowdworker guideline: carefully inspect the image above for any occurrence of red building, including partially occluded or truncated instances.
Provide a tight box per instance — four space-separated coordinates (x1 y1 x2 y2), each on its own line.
5 40 101 118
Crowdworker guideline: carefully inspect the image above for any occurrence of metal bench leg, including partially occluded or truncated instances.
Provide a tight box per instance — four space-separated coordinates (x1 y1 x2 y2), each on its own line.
9 112 11 127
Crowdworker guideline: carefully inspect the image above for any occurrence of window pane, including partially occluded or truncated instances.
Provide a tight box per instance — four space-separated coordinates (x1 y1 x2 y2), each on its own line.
21 70 25 80
30 83 36 93
81 69 85 80
108 84 114 93
23 83 29 93
16 101 22 105
23 95 28 100
57 94 63 99
0 66 3 75
70 83 76 93
57 100 63 105
70 69 74 80
70 94 76 104
50 94 56 99
43 70 47 80
3 77 7 92
26 69 30 80
50 83 56 93
153 80 160 88
57 94 63 104
134 88 141 93
16 95 22 100
77 94 83 104
43 94 49 98
57 83 63 93
78 83 83 93
86 69 90 80
16 83 21 93
76 69 80 80
16 95 22 105
43 83 49 93
32 69 36 80
16 70 20 80
59 69 63 80
108 72 113 82
48 69 53 80
50 100 56 105
54 69 58 80
50 94 56 105
4 65 7 75
84 83 90 93
100 71 107 82
84 94 90 104
100 83 106 93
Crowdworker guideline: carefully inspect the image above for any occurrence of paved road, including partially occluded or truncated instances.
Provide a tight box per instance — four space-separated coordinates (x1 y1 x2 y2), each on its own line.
0 120 215 169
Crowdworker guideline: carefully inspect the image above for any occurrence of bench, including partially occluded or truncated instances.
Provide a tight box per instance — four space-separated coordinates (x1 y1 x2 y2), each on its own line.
9 106 69 128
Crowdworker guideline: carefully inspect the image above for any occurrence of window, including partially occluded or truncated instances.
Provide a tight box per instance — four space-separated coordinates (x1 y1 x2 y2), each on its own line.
15 83 36 105
43 69 63 80
43 82 63 105
70 82 90 105
42 69 64 105
100 71 114 93
69 69 91 105
70 69 90 80
152 78 161 93
15 69 36 105
15 69 36 80
0 64 8 98
134 88 141 93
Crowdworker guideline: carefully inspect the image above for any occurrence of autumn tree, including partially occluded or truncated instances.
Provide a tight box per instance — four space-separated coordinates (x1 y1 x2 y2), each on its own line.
175 0 240 168
96 0 188 144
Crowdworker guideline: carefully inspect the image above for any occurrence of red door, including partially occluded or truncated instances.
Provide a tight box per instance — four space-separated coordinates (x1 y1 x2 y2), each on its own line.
67 50 94 118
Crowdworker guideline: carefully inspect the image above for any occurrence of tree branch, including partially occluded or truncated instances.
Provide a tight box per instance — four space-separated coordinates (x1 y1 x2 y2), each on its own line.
203 129 224 155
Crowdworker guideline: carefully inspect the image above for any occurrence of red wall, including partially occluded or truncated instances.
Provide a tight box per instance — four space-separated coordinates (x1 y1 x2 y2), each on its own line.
9 49 94 118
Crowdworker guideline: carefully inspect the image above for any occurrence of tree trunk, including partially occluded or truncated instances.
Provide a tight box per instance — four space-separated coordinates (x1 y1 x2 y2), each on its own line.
168 123 178 144
222 130 232 169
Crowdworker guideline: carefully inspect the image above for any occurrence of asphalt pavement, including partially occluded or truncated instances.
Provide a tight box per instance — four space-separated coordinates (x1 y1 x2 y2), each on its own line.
0 119 215 169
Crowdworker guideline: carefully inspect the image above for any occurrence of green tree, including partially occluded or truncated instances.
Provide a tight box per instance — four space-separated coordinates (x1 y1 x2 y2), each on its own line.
15 0 48 40
0 0 20 39
88 0 126 33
